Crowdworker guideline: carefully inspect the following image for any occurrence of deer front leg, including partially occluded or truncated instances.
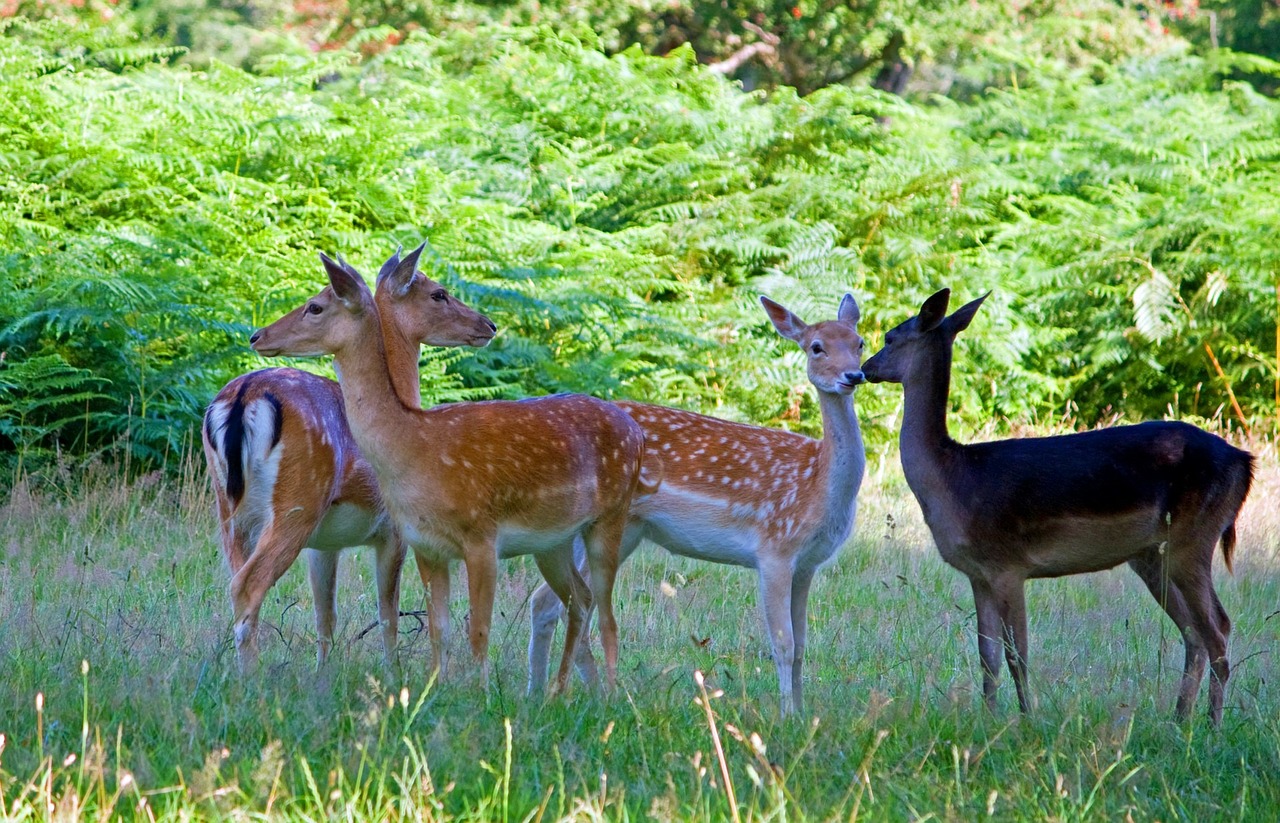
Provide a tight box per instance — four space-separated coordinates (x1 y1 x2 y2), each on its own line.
971 577 1004 712
528 581 565 695
414 552 451 680
373 533 406 671
305 548 340 667
789 568 816 715
993 574 1032 713
462 545 497 689
758 556 797 716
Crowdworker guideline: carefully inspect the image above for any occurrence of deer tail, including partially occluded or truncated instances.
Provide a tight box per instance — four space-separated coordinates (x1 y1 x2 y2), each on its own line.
1221 520 1237 576
637 452 663 498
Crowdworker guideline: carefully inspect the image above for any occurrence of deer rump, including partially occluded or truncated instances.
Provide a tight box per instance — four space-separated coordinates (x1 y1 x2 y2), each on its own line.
932 421 1253 579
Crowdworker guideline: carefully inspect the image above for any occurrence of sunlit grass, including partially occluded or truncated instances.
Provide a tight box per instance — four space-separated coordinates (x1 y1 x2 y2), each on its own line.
1 442 1277 820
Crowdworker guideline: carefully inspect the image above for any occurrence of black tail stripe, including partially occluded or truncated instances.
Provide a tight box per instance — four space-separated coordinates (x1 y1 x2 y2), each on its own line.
223 380 251 505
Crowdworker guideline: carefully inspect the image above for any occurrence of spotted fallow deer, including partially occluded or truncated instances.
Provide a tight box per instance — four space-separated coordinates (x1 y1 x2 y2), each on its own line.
861 288 1254 725
250 250 655 691
529 294 867 715
203 254 496 672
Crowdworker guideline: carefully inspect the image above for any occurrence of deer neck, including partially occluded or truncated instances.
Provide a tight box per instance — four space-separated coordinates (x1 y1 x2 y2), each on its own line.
814 388 865 527
899 343 956 492
329 311 422 473
379 310 425 408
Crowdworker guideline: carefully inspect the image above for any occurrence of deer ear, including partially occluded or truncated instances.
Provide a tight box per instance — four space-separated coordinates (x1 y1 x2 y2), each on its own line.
383 242 426 298
917 289 951 332
375 245 404 286
320 252 368 310
942 291 989 337
760 295 808 343
837 293 860 326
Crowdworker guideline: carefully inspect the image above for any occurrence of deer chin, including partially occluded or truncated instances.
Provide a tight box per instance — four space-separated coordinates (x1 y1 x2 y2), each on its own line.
252 342 324 358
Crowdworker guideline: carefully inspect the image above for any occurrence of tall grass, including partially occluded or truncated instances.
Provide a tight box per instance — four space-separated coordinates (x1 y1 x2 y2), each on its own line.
1 442 1277 820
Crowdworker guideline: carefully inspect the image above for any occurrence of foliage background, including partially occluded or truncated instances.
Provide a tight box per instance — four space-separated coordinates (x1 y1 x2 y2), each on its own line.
0 2 1278 477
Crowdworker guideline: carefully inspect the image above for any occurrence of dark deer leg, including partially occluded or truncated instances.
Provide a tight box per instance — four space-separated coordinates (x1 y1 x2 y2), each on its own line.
1170 566 1230 726
972 578 1004 712
994 575 1031 713
1127 552 1207 719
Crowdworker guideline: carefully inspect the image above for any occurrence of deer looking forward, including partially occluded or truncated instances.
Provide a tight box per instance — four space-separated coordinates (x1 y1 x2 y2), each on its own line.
250 250 654 692
861 289 1253 725
529 294 867 715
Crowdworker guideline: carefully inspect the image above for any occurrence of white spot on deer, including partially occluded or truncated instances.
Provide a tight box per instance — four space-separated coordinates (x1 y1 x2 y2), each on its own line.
441 454 456 467
662 442 671 451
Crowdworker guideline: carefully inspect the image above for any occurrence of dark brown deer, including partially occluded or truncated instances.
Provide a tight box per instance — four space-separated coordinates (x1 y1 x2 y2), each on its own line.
861 288 1253 725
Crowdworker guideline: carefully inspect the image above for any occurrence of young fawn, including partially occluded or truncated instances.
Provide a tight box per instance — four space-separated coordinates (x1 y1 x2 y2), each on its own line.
529 294 866 715
250 249 656 691
203 252 495 670
862 289 1253 725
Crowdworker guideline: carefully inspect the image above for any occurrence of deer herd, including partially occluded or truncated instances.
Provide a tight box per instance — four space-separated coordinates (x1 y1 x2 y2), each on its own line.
202 244 1253 726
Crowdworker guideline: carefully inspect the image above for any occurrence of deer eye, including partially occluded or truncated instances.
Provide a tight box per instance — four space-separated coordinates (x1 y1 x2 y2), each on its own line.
810 342 824 355
431 289 447 302
306 303 323 316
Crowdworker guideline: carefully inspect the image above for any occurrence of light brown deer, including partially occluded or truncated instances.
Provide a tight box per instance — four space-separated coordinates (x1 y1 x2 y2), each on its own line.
250 249 655 691
861 288 1254 725
203 253 496 671
529 294 867 715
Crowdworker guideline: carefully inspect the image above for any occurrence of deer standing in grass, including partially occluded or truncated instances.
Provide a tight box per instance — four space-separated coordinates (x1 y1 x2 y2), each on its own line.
529 294 867 715
203 254 496 671
861 289 1253 725
251 248 655 690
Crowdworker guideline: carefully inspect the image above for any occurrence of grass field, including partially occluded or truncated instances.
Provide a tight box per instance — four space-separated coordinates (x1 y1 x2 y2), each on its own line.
1 438 1278 821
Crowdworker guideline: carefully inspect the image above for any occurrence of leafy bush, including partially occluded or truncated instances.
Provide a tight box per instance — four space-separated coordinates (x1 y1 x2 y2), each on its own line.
1 18 1278 479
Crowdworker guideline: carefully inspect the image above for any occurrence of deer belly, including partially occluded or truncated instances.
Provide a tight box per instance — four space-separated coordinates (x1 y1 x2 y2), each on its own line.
495 522 588 558
1022 510 1161 577
307 502 385 550
637 491 762 567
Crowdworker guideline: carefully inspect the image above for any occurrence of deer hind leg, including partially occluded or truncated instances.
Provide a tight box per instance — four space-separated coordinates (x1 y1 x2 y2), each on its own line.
1127 551 1208 720
229 515 316 671
1169 564 1231 726
305 548 340 667
373 533 406 671
583 514 626 692
413 552 451 680
788 568 816 716
532 547 596 695
757 556 798 716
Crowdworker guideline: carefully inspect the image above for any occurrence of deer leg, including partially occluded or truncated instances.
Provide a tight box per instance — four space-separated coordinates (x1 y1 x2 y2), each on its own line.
1169 565 1230 726
971 578 1004 712
528 580 564 695
414 552 451 680
532 548 595 695
462 545 497 688
373 533 406 671
214 492 252 574
789 567 816 716
758 556 797 716
229 516 315 671
993 575 1031 713
583 516 625 692
1127 552 1207 719
305 548 340 667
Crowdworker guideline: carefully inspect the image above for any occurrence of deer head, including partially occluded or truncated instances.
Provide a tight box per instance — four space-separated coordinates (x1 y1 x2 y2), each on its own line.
861 289 988 384
760 293 865 395
250 254 373 359
376 244 497 349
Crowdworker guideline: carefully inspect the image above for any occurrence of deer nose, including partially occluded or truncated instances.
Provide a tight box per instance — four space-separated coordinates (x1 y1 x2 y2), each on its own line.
844 370 866 386
249 330 262 345
484 317 497 333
